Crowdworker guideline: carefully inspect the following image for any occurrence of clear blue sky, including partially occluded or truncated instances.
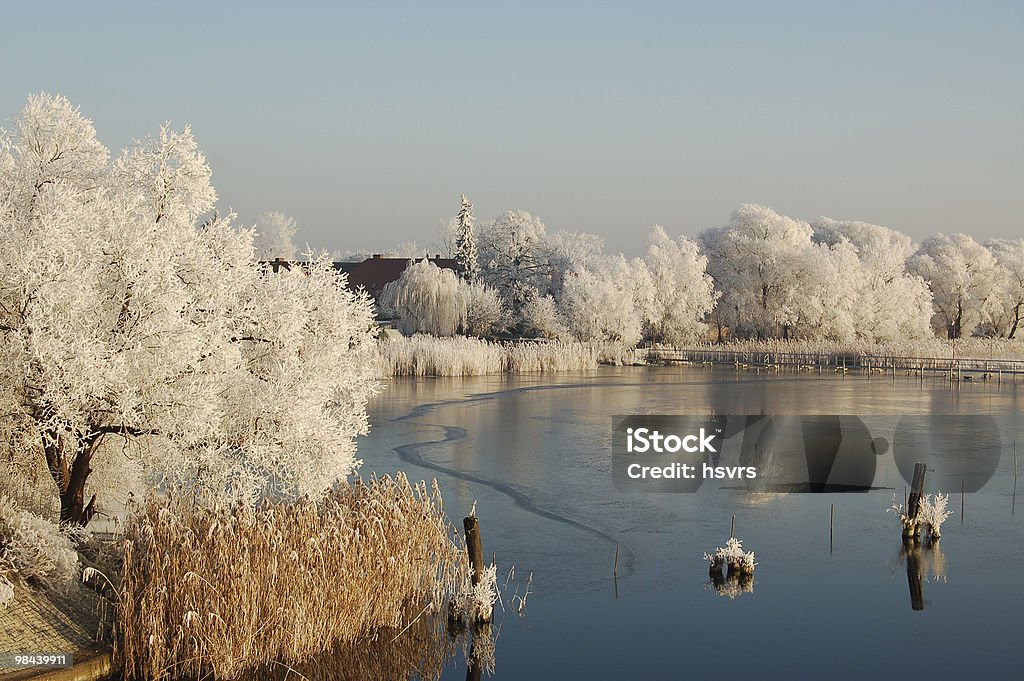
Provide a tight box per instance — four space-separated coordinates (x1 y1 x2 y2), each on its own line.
2 1 1021 255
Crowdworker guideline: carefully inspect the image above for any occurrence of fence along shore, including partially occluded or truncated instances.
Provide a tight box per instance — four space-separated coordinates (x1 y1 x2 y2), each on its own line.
646 347 1024 380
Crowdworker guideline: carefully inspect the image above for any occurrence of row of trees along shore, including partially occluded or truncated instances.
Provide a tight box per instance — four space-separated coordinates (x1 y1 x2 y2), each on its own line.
380 199 1024 346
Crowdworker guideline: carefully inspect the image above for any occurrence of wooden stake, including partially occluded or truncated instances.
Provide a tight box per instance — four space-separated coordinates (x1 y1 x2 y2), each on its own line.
613 544 619 577
961 479 965 523
730 514 736 539
830 503 835 551
1014 440 1018 479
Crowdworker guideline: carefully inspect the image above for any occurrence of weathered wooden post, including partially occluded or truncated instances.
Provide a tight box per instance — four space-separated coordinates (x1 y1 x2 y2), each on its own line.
463 514 490 624
830 503 835 551
464 515 485 587
904 462 927 541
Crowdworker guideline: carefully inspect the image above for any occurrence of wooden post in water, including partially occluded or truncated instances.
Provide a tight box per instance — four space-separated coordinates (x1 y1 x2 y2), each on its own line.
905 462 927 540
730 514 736 539
827 501 835 548
463 514 490 623
614 544 619 577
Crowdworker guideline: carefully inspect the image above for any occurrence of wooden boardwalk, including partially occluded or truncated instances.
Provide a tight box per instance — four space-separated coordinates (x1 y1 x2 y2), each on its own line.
0 579 112 680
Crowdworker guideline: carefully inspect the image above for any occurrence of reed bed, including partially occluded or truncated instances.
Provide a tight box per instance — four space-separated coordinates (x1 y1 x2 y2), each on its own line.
377 335 506 376
116 473 467 681
376 334 638 376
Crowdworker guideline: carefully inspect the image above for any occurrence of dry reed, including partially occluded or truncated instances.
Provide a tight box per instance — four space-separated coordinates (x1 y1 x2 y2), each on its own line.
116 473 467 680
376 334 638 376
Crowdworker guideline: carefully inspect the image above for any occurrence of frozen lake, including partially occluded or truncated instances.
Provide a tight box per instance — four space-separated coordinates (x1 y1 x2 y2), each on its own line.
356 367 1024 679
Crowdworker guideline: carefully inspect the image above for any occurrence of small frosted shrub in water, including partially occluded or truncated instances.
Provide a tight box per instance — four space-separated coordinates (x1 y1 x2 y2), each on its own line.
704 536 756 574
452 563 498 624
887 495 914 532
888 493 951 540
918 493 952 538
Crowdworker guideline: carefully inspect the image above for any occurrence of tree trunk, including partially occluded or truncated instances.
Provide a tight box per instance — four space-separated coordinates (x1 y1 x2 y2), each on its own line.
43 429 101 526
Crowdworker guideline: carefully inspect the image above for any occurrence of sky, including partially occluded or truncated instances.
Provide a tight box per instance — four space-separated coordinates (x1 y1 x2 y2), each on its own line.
1 0 1021 256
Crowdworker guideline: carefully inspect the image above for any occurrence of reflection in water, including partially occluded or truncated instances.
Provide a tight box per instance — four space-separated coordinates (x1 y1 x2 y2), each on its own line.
464 623 496 681
242 604 472 681
896 539 947 611
706 570 755 599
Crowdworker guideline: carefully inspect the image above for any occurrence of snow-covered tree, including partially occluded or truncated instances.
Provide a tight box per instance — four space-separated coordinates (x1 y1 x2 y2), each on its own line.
699 204 816 339
0 94 378 525
907 233 1002 338
520 294 569 340
254 210 298 261
379 259 505 337
462 280 506 337
984 239 1024 338
812 218 933 341
453 195 479 282
387 241 425 259
642 225 718 345
559 256 643 346
379 259 466 336
477 210 556 318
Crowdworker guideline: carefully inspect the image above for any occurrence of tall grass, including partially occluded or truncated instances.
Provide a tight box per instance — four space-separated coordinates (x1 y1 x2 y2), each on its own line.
116 474 468 681
376 334 639 376
377 335 506 376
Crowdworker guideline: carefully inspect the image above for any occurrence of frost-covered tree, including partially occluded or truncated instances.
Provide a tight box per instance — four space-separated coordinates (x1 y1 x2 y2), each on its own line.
453 195 479 282
254 210 298 261
0 94 378 525
379 259 505 337
462 280 506 337
812 218 933 341
379 259 466 336
387 240 425 259
699 204 816 339
520 294 569 340
984 239 1024 338
477 210 556 318
907 233 1001 338
642 225 718 345
559 256 643 346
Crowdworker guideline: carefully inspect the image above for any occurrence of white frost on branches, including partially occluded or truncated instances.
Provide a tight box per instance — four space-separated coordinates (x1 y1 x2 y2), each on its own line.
560 256 644 346
379 259 506 337
0 94 379 525
642 225 718 345
453 195 479 282
253 210 298 261
907 233 1002 339
477 210 556 319
984 238 1024 339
